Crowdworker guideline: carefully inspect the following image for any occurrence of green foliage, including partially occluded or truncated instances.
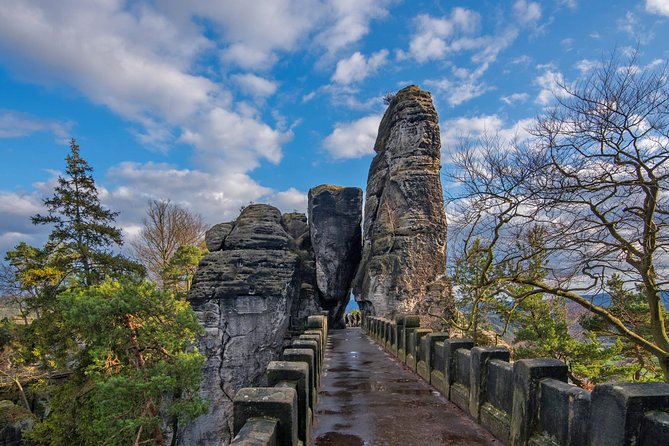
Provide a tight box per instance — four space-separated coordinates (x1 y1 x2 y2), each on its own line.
162 244 205 299
580 275 665 381
512 295 630 387
26 279 207 446
2 142 206 444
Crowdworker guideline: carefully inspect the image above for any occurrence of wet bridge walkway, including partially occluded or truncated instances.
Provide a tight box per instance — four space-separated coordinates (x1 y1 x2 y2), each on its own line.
311 328 499 446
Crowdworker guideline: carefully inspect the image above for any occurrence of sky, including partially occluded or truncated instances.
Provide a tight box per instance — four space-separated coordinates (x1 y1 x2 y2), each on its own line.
1 0 669 260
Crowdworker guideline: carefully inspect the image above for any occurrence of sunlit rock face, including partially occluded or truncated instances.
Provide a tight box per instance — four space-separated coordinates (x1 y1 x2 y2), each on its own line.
352 85 452 326
180 204 320 446
308 185 363 328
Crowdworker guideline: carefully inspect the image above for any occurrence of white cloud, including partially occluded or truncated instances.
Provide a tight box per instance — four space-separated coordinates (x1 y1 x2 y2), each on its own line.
323 114 381 159
441 114 534 152
408 9 481 63
232 73 278 97
105 161 273 230
0 1 293 178
425 75 491 106
0 110 72 140
575 59 600 74
267 188 308 213
0 191 47 255
314 0 392 57
500 93 529 105
302 92 317 103
646 0 669 16
513 0 542 24
332 49 389 84
534 68 567 105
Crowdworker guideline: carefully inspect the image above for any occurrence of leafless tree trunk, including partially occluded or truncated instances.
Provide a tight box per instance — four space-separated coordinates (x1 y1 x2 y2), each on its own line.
131 200 206 287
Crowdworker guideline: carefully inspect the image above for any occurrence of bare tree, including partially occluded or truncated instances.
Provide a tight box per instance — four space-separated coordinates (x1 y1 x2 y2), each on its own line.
448 49 669 380
131 200 207 286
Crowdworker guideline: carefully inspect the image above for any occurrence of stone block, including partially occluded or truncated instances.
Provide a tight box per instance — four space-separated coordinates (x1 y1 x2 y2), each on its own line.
406 328 432 372
430 341 447 394
469 347 510 420
530 378 590 446
443 339 474 399
451 349 472 414
403 314 421 328
283 348 317 392
304 329 324 353
292 339 320 374
298 334 323 363
267 361 311 443
589 382 669 446
307 315 324 330
509 359 568 446
481 359 513 443
641 411 669 446
417 332 448 383
233 387 298 446
230 418 278 446
398 328 416 364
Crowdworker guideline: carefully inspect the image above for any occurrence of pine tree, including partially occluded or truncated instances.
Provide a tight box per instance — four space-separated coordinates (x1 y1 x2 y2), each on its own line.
31 138 142 286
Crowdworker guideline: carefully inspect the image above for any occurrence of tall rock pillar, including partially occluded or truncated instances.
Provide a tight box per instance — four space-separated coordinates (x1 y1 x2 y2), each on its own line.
308 185 362 328
352 85 451 326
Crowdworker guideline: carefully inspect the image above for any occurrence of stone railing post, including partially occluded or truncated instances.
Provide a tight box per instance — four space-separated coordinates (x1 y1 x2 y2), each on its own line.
589 382 669 446
509 359 568 446
442 339 474 399
266 361 311 444
233 387 299 446
417 332 448 383
469 347 510 421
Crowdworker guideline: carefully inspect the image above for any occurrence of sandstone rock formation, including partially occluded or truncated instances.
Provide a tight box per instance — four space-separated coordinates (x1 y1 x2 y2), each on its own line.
204 222 233 252
281 212 322 323
352 85 451 326
308 185 362 328
180 204 320 445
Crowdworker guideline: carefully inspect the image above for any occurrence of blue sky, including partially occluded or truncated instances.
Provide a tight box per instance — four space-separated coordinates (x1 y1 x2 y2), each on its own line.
1 0 669 259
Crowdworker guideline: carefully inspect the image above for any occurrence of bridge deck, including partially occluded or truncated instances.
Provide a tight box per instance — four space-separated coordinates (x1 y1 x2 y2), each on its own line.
311 328 500 446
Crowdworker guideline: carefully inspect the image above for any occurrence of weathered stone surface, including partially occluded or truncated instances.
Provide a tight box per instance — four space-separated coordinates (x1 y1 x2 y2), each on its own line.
0 400 34 446
282 212 322 325
205 222 234 252
352 85 451 327
224 205 289 251
180 204 312 446
308 184 362 328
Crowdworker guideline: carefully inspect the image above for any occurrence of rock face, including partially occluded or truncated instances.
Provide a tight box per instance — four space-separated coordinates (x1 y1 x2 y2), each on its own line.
180 204 319 446
352 85 451 325
308 185 362 328
204 222 233 251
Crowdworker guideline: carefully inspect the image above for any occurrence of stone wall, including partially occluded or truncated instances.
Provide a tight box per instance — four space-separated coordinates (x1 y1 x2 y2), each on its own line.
364 315 669 446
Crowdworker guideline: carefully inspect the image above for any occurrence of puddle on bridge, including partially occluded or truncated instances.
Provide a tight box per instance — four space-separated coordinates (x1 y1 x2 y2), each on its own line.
315 432 366 446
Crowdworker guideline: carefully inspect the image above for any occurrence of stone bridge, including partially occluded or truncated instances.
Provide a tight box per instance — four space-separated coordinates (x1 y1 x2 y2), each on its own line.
229 314 669 446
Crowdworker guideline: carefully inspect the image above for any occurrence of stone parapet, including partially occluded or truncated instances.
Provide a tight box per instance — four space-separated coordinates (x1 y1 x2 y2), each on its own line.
362 315 669 446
